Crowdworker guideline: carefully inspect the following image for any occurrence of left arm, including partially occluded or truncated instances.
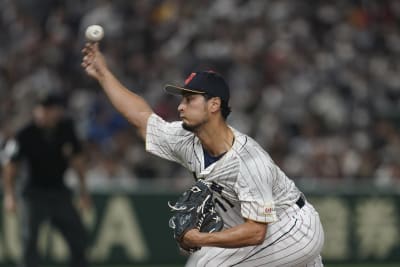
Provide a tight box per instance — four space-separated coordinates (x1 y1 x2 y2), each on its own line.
64 119 91 209
70 153 91 209
182 219 267 248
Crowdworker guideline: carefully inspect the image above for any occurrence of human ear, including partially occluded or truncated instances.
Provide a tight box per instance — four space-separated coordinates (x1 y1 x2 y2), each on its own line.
209 97 221 112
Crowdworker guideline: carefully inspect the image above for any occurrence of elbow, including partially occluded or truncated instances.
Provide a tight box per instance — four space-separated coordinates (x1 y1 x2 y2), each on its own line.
250 224 267 245
243 219 268 246
252 232 266 245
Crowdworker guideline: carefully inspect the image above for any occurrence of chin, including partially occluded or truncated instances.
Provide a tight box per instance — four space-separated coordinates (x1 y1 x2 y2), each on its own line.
182 122 198 132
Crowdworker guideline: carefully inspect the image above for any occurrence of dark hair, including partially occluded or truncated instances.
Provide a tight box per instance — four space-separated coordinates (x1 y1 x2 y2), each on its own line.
204 94 231 120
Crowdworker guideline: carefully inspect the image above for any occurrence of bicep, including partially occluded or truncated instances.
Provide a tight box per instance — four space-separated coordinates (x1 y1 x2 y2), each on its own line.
236 160 277 223
145 114 188 164
138 111 153 140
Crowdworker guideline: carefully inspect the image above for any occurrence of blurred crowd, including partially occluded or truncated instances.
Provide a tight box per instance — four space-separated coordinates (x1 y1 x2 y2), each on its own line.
1 0 400 191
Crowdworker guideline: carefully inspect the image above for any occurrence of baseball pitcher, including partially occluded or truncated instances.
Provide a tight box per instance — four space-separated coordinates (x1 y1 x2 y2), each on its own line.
82 43 324 267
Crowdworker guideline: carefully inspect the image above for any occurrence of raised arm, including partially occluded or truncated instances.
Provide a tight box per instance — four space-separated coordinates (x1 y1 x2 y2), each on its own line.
81 43 153 140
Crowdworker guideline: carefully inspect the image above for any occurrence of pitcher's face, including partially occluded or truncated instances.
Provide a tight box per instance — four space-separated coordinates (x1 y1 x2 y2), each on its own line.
178 94 209 132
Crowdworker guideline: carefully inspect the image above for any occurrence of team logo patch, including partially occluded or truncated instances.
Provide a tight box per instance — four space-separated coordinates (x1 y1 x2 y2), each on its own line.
263 202 275 215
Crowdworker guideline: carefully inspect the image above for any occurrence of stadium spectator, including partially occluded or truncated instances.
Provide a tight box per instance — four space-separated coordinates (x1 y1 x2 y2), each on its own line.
1 0 400 189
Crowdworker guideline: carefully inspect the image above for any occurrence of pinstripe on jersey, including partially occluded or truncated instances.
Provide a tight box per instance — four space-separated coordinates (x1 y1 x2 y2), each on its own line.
146 113 324 266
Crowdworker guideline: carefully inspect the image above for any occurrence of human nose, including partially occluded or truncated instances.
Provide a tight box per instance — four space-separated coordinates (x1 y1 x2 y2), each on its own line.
178 100 185 112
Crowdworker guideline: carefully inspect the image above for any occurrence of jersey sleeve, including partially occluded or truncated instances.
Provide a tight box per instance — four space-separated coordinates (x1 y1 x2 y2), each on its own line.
2 137 22 165
145 113 189 165
235 149 278 223
1 125 27 166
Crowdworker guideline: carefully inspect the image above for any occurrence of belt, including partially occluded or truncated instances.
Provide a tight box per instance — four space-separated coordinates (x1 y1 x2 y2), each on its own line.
295 195 305 209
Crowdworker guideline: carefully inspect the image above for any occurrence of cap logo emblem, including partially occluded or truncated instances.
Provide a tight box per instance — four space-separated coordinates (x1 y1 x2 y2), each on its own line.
184 73 196 86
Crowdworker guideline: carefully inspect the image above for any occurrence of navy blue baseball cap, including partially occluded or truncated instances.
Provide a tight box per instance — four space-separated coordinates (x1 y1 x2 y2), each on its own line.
165 71 230 103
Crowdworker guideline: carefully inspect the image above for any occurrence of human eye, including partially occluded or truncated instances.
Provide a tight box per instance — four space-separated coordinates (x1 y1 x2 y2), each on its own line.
185 95 195 103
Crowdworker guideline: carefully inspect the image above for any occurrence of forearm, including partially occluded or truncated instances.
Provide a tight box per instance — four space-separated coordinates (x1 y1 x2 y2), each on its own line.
70 154 91 209
71 155 88 194
3 163 17 195
186 220 267 248
2 163 18 212
76 169 88 195
98 69 153 139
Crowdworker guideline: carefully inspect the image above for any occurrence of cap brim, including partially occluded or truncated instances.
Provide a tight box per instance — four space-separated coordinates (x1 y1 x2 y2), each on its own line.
164 84 205 95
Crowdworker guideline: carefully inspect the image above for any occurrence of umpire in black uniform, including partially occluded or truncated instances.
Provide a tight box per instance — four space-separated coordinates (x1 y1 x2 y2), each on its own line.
2 94 90 267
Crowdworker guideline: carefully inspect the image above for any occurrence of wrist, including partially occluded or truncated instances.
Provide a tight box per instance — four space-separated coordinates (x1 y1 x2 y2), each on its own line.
184 229 204 247
98 67 111 83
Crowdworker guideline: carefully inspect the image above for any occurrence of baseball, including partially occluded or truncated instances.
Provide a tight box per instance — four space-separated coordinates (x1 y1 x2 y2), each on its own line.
85 25 104 42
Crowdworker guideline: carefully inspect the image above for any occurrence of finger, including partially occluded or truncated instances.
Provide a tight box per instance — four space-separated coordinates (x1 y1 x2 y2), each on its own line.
82 51 93 60
82 49 94 58
82 59 92 67
83 55 94 63
84 43 95 54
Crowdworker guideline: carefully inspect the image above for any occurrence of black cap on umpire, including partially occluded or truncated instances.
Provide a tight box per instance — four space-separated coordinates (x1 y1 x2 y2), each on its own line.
37 94 66 108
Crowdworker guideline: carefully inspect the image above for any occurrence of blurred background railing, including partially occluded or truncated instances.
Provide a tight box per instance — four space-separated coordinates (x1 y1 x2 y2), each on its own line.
0 188 400 266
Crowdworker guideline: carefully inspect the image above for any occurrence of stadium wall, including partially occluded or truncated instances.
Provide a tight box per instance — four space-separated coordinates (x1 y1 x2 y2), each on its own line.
0 192 399 265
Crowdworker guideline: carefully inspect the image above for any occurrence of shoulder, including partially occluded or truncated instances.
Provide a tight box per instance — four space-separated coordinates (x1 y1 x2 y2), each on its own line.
3 123 35 159
147 113 193 138
55 118 79 141
16 122 36 141
232 129 268 159
231 129 273 171
58 118 75 130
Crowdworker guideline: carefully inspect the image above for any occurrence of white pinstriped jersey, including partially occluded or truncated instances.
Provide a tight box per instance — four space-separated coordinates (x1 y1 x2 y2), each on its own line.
146 113 301 223
146 114 324 267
